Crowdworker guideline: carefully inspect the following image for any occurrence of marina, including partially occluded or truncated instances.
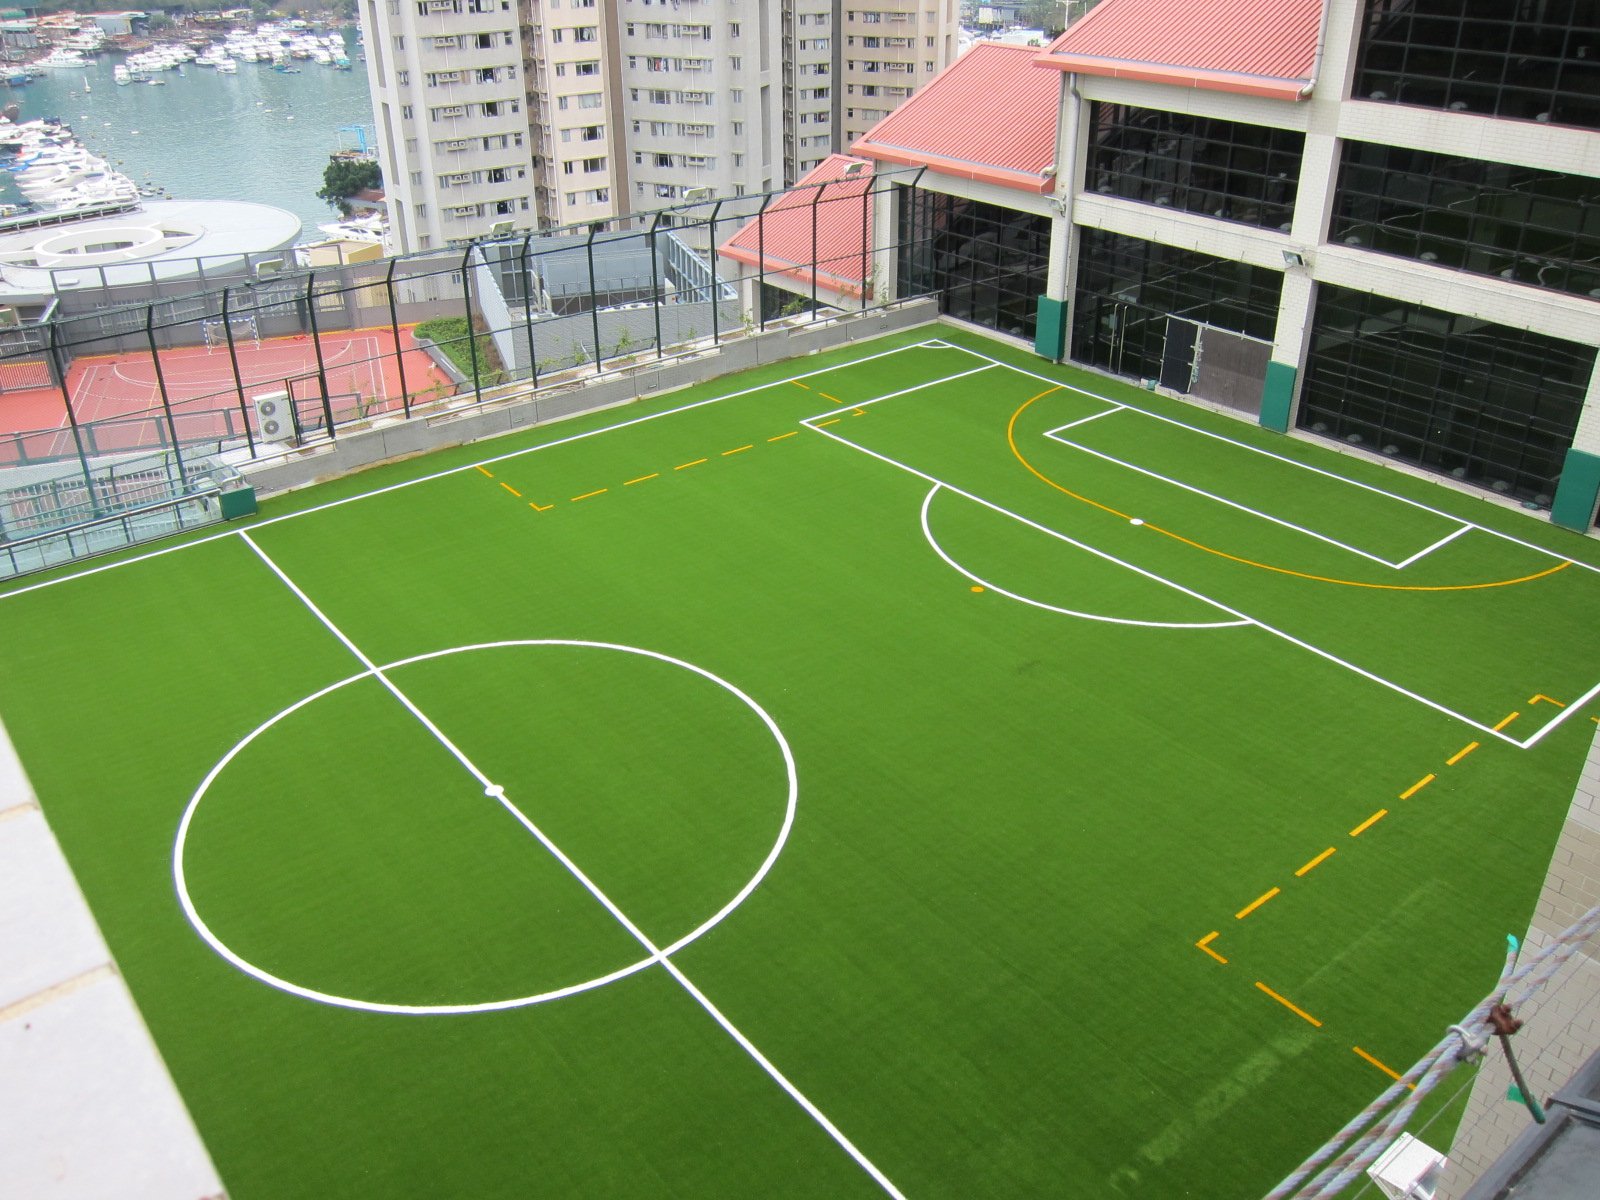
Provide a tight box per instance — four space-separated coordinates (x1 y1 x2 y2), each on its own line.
2 23 375 242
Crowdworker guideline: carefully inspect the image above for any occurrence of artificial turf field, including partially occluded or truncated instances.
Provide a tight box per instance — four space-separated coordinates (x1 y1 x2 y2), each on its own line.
3 323 1600 1198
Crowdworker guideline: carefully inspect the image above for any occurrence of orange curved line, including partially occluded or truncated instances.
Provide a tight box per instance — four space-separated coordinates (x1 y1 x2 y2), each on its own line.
1005 392 1574 593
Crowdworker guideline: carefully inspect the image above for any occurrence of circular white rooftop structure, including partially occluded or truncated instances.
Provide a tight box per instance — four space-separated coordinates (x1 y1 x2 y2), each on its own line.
0 199 301 295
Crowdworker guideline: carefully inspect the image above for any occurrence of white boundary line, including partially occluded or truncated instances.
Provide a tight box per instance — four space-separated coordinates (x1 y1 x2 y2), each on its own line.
1043 420 1440 570
799 418 1539 748
203 533 907 1199
0 338 959 603
918 485 1250 631
936 340 1600 579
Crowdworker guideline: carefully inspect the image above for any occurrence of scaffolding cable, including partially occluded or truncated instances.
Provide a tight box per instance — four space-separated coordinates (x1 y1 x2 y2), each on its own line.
1263 902 1600 1200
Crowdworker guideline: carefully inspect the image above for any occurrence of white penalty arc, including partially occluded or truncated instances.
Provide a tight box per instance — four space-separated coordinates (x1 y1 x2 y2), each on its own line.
919 485 1250 630
173 639 799 1016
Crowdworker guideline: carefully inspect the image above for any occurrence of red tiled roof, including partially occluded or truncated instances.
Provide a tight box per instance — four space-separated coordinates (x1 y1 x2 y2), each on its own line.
851 43 1060 195
718 154 875 298
1035 0 1323 101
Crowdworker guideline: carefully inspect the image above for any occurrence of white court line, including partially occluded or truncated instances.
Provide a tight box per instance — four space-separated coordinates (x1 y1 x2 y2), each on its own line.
230 532 907 1199
919 485 1250 630
1044 426 1414 569
800 418 1533 747
0 338 949 602
1395 523 1473 570
1045 406 1124 434
939 341 1600 578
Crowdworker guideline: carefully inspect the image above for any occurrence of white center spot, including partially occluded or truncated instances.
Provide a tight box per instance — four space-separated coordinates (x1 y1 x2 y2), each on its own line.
1130 517 1145 526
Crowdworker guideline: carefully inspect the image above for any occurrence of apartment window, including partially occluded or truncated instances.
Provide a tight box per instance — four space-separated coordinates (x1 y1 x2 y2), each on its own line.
574 25 596 42
579 125 603 140
729 21 740 36
575 60 599 75
396 69 410 85
583 156 606 172
730 56 741 69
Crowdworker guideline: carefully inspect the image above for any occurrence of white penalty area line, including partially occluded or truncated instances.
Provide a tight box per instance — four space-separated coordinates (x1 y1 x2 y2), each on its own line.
800 421 1548 750
0 337 961 604
225 531 908 1199
937 340 1600 580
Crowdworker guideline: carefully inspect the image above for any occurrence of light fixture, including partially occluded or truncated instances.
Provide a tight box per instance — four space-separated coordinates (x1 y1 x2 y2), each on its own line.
254 258 283 279
1282 250 1307 268
488 220 514 238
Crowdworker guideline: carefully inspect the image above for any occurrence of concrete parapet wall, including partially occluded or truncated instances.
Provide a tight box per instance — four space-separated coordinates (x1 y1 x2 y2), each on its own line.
243 300 937 497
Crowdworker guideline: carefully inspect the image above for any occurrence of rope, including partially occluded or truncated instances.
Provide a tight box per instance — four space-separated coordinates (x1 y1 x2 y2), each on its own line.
1264 903 1600 1200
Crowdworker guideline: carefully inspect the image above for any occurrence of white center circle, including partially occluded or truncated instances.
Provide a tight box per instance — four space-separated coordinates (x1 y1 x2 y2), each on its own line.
173 640 797 1015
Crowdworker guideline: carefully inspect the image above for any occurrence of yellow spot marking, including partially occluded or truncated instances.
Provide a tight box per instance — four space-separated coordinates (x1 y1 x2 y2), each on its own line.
820 391 842 404
475 465 494 478
529 501 554 512
1446 742 1479 766
768 431 799 442
1235 887 1280 920
1295 848 1335 877
1399 774 1435 800
571 488 608 502
1494 712 1521 731
1256 982 1323 1027
1353 1046 1415 1089
1350 808 1388 837
970 585 984 593
722 445 753 456
1530 694 1566 707
1196 932 1227 964
624 473 659 486
816 417 841 427
675 458 708 471
1004 393 1574 592
499 482 522 498
791 380 811 390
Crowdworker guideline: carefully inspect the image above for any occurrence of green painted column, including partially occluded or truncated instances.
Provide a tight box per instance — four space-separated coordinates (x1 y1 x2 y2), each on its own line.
1259 361 1297 433
1034 296 1068 362
1551 448 1600 531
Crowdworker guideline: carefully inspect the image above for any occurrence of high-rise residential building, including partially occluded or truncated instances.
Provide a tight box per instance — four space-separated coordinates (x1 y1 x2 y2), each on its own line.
838 3 959 148
361 0 957 255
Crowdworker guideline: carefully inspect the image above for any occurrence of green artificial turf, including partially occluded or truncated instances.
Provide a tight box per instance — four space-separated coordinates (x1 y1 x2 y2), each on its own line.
2 323 1598 1198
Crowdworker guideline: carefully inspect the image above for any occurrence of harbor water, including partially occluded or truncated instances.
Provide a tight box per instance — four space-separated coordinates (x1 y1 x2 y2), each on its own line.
6 40 375 241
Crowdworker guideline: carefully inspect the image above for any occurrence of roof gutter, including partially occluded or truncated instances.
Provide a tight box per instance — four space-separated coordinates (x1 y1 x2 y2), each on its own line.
1300 0 1331 98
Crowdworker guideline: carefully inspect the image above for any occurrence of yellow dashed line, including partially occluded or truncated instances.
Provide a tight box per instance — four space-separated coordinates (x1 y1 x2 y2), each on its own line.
571 488 608 502
529 501 554 512
1256 982 1322 1027
820 391 841 404
1352 1046 1414 1088
1399 774 1435 800
1196 932 1227 964
1446 742 1479 766
768 431 799 442
1235 887 1280 920
816 417 841 428
1494 712 1521 731
675 458 707 471
722 445 753 456
1530 693 1566 707
792 380 811 390
475 465 494 478
1350 808 1388 837
1295 847 1336 877
624 473 659 486
499 482 522 498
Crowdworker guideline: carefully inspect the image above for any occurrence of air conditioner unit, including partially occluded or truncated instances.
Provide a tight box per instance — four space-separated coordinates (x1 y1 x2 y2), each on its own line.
252 390 294 444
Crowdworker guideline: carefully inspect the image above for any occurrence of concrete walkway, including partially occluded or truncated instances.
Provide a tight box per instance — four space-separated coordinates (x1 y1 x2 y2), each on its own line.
0 720 225 1200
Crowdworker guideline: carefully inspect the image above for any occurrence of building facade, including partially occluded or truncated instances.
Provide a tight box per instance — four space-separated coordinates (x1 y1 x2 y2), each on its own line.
362 0 957 254
827 0 1600 529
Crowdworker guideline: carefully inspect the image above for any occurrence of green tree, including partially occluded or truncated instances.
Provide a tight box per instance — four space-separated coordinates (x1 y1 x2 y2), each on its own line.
316 158 382 217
